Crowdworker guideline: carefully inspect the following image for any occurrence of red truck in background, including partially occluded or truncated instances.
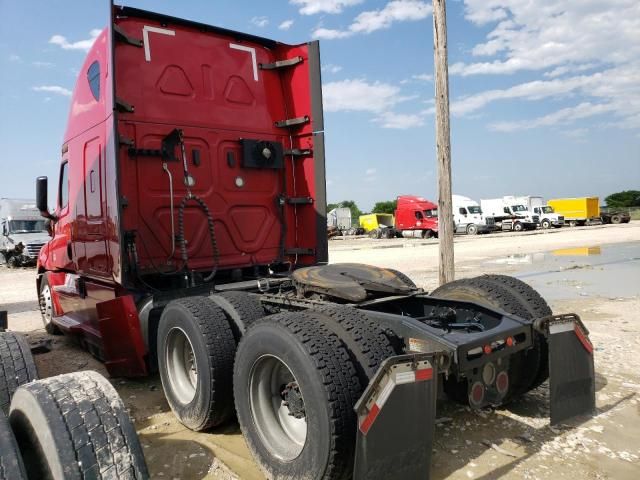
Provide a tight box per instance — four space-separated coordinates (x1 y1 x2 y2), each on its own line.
31 3 596 479
394 195 439 238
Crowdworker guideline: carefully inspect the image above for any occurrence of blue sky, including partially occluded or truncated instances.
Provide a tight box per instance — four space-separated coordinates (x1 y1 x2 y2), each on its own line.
1 0 638 211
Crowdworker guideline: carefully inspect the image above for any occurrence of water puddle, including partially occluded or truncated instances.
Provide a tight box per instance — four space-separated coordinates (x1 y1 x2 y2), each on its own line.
486 241 640 300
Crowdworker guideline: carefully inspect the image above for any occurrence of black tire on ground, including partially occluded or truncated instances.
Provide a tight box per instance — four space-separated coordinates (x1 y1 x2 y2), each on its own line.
207 291 264 341
479 274 552 389
312 305 395 383
467 223 478 235
569 220 577 227
0 410 26 480
0 332 38 414
39 274 61 335
158 297 236 431
6 257 19 269
385 268 418 289
611 215 622 224
513 222 524 232
234 312 361 480
430 277 539 401
8 371 148 480
541 219 551 229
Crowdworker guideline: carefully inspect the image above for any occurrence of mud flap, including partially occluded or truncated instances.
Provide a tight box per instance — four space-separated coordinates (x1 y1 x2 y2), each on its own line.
353 353 440 480
96 295 148 377
545 314 595 424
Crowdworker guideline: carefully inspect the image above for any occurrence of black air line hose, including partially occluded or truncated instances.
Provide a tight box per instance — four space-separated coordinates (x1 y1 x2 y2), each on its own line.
177 193 220 282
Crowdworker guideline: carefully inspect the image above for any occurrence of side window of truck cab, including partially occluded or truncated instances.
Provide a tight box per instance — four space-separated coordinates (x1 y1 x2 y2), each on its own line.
414 211 424 220
59 161 69 210
459 207 467 215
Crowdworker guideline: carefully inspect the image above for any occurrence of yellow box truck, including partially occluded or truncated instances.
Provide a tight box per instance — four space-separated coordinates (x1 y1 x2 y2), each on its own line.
547 197 601 226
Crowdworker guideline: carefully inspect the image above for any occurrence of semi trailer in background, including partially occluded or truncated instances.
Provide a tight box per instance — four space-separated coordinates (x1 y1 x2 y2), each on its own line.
0 198 50 267
30 3 596 479
480 197 539 231
548 197 601 226
452 195 495 234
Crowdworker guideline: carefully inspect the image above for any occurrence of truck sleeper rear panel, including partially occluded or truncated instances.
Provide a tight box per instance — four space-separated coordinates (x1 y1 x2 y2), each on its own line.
113 9 325 276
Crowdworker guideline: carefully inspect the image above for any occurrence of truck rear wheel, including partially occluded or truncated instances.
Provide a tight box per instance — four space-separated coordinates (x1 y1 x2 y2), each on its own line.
207 291 264 341
9 371 148 480
234 312 361 480
479 275 551 389
0 410 26 480
313 305 395 383
611 214 622 224
38 275 61 335
158 297 236 431
0 332 38 414
430 277 541 400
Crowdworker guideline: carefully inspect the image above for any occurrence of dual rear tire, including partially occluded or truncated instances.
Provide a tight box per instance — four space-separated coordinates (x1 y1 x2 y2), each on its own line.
430 275 551 400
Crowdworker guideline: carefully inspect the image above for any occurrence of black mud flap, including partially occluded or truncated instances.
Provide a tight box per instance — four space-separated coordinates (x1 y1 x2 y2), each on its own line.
353 353 441 480
545 314 596 424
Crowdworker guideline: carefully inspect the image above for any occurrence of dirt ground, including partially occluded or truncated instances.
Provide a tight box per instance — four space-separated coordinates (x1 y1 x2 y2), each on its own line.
1 222 639 479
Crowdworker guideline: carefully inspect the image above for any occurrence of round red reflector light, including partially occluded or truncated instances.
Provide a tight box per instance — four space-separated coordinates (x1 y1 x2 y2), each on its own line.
496 371 509 395
506 336 514 347
483 344 492 355
469 382 485 406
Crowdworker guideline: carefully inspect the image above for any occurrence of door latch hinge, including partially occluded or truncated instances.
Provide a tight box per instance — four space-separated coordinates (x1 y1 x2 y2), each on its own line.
274 116 309 128
259 56 304 70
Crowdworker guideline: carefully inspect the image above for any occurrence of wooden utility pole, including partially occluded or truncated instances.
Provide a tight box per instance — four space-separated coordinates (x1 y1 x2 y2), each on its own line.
433 0 455 285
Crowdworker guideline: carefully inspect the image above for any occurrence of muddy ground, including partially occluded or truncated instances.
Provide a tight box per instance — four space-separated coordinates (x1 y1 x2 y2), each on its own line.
1 223 639 479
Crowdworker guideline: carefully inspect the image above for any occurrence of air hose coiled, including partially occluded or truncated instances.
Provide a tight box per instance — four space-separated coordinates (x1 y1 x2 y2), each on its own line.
177 193 220 282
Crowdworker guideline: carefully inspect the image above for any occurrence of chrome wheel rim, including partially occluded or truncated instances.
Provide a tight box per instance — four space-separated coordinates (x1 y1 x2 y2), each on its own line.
249 355 307 461
166 327 198 404
40 284 53 325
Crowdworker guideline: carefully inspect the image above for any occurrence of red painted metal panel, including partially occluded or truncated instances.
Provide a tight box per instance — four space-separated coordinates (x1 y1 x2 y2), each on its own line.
96 295 148 377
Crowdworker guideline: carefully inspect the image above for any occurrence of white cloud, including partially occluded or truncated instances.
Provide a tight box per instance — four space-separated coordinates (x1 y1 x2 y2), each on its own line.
49 29 101 52
322 63 343 74
489 102 618 132
291 0 363 15
373 111 426 129
412 73 433 82
323 79 402 113
449 0 640 132
313 0 431 39
365 168 377 175
32 61 54 68
278 19 294 30
323 78 428 129
8 54 21 62
251 16 269 28
32 85 72 96
453 0 640 76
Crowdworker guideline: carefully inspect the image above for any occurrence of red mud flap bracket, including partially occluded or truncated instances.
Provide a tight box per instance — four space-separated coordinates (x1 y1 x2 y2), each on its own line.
537 314 596 425
353 353 444 480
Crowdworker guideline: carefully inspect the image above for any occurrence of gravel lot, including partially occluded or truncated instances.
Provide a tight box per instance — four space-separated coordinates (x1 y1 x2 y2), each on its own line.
1 223 639 479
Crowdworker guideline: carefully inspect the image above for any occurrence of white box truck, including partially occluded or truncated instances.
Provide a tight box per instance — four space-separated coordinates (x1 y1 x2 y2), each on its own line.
0 198 50 267
452 195 495 234
511 196 564 229
480 197 538 231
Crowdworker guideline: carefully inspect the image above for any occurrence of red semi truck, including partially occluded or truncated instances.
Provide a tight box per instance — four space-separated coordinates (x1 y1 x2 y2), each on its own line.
33 3 596 479
394 195 439 238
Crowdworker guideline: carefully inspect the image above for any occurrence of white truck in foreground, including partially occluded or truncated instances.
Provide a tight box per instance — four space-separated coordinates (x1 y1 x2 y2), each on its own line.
480 197 539 231
510 196 564 229
452 195 495 234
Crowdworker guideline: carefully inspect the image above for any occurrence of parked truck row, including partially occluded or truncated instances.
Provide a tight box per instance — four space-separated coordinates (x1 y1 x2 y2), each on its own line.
327 195 629 239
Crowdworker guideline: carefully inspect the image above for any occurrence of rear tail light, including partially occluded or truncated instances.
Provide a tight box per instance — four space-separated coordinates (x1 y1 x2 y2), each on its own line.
469 381 485 407
482 362 496 385
483 344 492 355
506 336 514 347
496 371 509 395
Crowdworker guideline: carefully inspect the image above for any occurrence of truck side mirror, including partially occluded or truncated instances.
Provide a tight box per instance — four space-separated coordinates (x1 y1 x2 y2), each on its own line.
36 176 56 220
